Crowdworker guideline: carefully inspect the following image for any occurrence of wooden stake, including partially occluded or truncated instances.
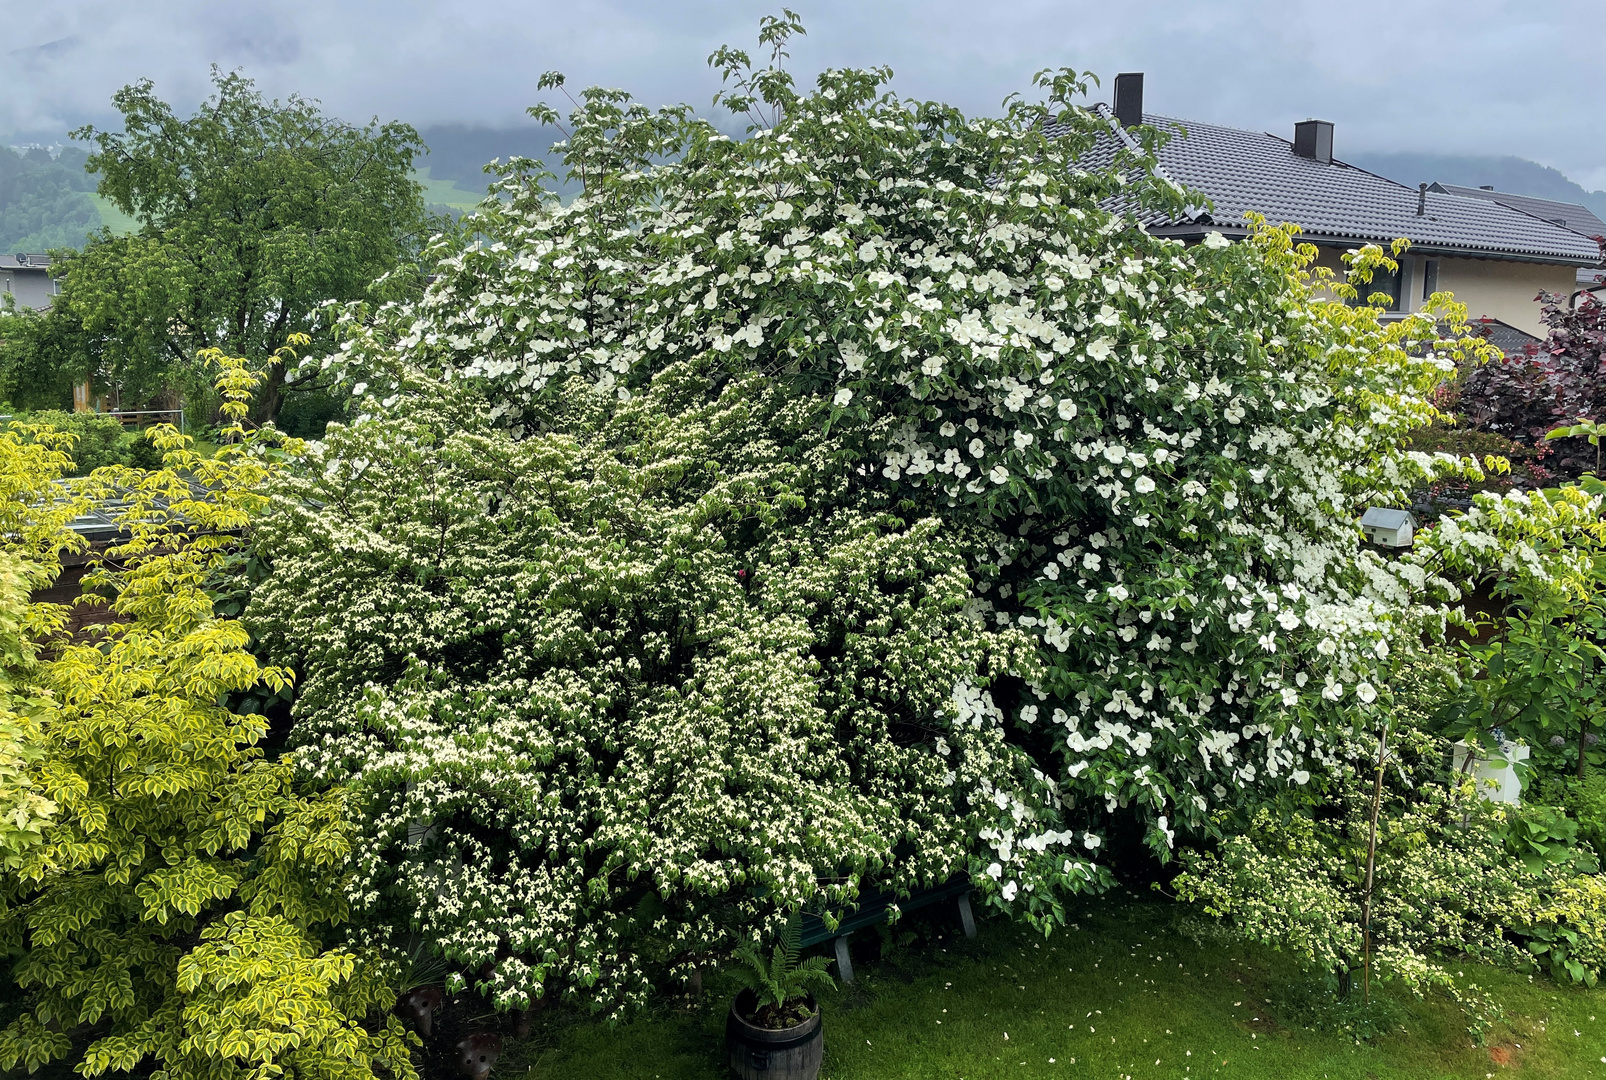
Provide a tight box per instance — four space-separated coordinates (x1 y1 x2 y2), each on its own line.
1361 718 1390 1005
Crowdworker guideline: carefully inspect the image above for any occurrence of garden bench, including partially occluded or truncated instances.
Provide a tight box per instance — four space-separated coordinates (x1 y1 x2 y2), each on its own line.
798 877 976 983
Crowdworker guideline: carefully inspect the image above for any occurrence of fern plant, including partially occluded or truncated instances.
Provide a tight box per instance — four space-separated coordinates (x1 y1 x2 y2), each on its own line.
731 911 834 1029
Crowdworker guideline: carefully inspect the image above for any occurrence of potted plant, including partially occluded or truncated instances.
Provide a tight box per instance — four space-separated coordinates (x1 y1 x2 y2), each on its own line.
725 912 833 1080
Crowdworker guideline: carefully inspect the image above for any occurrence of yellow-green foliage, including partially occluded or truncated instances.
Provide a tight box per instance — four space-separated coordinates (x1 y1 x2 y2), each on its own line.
0 428 82 871
0 350 416 1080
1512 874 1606 987
0 553 59 870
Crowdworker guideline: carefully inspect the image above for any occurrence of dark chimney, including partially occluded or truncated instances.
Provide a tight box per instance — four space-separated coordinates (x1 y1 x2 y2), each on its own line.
1417 182 1427 217
1292 119 1333 164
1479 185 1495 190
1113 73 1144 129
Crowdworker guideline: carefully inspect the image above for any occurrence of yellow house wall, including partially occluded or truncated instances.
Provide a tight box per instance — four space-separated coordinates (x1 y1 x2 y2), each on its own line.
1298 244 1573 337
1423 257 1573 337
1306 245 1351 304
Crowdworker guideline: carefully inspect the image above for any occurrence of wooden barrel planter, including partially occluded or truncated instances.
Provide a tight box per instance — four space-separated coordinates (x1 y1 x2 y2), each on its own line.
725 990 823 1080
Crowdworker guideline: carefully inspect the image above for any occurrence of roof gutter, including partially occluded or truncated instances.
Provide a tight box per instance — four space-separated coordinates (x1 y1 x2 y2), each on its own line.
1573 283 1606 309
1145 224 1601 267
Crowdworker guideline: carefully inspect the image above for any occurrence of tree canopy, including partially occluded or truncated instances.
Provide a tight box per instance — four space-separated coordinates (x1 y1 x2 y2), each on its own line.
15 70 432 423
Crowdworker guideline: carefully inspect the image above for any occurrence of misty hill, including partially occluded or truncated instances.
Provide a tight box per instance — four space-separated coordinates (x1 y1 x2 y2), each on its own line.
1346 150 1606 221
7 126 1604 253
416 123 567 188
0 145 99 251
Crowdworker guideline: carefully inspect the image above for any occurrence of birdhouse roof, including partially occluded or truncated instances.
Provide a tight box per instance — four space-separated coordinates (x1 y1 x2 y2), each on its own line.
1359 507 1414 530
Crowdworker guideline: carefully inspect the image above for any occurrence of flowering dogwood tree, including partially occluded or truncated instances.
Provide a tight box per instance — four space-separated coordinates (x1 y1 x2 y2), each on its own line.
271 15 1489 1013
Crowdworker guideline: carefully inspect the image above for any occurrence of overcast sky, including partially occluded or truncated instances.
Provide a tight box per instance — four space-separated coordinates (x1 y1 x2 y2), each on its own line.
5 0 1604 188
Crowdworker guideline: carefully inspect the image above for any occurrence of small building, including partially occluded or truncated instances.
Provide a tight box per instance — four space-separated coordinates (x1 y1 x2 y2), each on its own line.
0 253 58 310
1049 75 1605 339
1359 507 1414 547
1468 316 1543 357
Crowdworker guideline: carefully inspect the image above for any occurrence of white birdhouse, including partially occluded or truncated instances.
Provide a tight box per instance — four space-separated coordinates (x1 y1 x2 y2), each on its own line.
1451 738 1529 805
1359 507 1415 548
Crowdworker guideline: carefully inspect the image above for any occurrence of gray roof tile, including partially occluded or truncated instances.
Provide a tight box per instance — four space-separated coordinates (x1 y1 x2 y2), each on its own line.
1047 109 1604 265
1466 317 1543 357
1429 183 1606 239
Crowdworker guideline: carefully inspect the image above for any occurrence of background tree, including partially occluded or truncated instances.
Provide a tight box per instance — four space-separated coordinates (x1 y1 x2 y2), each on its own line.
0 303 82 410
35 69 432 428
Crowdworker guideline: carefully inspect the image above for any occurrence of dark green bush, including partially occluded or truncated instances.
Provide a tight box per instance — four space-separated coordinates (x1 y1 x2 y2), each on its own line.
23 410 131 475
1534 774 1606 864
2 411 174 476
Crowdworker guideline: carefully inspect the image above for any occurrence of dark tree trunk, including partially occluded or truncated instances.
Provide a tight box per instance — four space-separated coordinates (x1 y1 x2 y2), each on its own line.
254 360 286 426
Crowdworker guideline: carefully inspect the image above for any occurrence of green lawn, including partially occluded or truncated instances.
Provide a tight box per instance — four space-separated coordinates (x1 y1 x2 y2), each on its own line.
502 892 1606 1079
89 193 138 236
416 166 490 213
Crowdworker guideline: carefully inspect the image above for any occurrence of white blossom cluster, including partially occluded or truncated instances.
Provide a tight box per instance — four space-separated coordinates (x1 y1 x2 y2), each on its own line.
298 48 1492 997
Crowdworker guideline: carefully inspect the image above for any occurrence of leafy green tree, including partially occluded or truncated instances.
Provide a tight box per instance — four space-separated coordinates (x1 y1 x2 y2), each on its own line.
0 303 82 410
38 69 432 422
0 355 417 1080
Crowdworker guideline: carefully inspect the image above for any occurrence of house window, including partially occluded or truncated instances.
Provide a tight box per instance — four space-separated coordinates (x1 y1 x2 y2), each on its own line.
1350 265 1401 311
1422 258 1439 301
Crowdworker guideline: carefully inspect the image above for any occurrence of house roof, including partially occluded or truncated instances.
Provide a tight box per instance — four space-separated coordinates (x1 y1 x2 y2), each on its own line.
1428 183 1606 240
0 254 52 271
1579 266 1606 287
1467 317 1544 357
1049 109 1604 266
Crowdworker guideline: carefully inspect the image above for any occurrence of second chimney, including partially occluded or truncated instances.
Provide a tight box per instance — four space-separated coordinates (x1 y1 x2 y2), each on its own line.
1113 72 1144 128
1292 119 1334 164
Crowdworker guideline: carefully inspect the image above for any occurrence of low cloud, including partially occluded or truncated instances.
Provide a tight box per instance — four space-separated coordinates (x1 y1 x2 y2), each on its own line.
1 0 1601 189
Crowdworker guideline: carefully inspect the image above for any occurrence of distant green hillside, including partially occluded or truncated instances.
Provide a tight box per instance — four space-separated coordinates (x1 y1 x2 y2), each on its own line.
416 123 579 201
6 157 488 246
11 129 1604 251
0 145 99 251
416 123 564 185
416 166 490 215
90 193 138 236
